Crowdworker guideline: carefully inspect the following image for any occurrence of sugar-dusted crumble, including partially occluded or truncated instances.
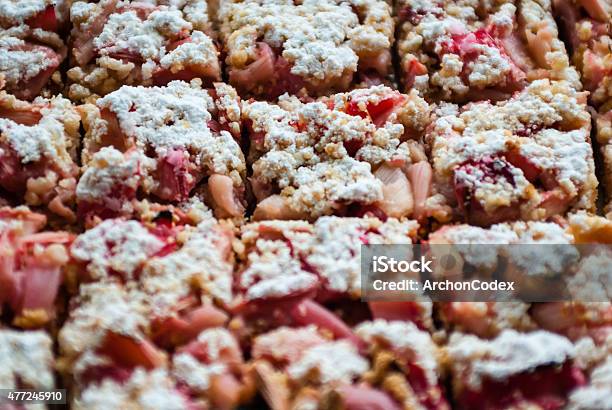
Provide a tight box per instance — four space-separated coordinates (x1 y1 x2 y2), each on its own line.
396 0 580 102
244 85 432 221
429 79 596 226
0 329 55 390
77 80 246 221
0 92 80 221
0 0 68 99
447 329 575 388
237 216 418 301
218 0 395 98
67 0 220 102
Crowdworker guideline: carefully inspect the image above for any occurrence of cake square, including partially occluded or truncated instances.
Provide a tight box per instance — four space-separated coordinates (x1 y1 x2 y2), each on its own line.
67 0 221 102
218 0 395 99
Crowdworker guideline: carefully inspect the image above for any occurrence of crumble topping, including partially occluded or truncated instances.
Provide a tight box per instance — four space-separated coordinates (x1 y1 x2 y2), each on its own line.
0 93 79 166
78 81 245 217
71 219 165 280
0 36 55 87
68 1 219 101
430 221 577 276
431 224 519 245
433 220 574 245
448 329 575 389
433 80 590 170
193 328 238 360
63 217 235 362
167 0 211 30
94 9 191 61
172 353 225 392
160 30 217 71
487 302 533 331
253 326 325 364
75 368 188 410
97 81 212 153
0 93 80 219
239 237 318 301
76 147 156 208
238 222 315 301
288 158 383 217
567 249 612 301
0 329 55 390
429 223 522 269
505 221 579 277
441 302 534 337
245 86 431 218
0 114 64 164
521 129 593 195
86 81 244 178
430 80 596 220
172 328 238 391
0 0 66 98
356 320 440 385
141 220 235 304
239 217 418 299
0 0 51 24
307 217 418 295
212 82 241 134
59 282 150 357
69 215 234 316
397 0 579 99
219 0 393 84
287 340 368 384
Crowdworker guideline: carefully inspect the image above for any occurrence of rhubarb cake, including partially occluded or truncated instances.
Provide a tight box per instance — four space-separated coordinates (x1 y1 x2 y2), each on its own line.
553 0 612 217
236 216 420 304
67 0 221 102
447 330 586 410
76 80 246 224
428 218 612 339
233 216 433 339
247 319 449 409
428 79 597 226
0 0 69 100
244 85 434 221
61 214 255 408
217 0 395 99
554 0 611 109
0 91 80 222
395 0 580 103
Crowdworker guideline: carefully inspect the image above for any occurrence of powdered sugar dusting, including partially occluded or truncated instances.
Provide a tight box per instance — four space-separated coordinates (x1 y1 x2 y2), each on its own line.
448 329 575 388
71 219 165 280
288 340 368 384
0 330 55 390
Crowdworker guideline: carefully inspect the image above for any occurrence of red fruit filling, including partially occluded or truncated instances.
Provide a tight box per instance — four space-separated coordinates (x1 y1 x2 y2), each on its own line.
345 93 406 127
457 363 586 410
155 148 196 201
440 28 526 91
229 42 304 98
453 156 521 225
26 6 59 32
